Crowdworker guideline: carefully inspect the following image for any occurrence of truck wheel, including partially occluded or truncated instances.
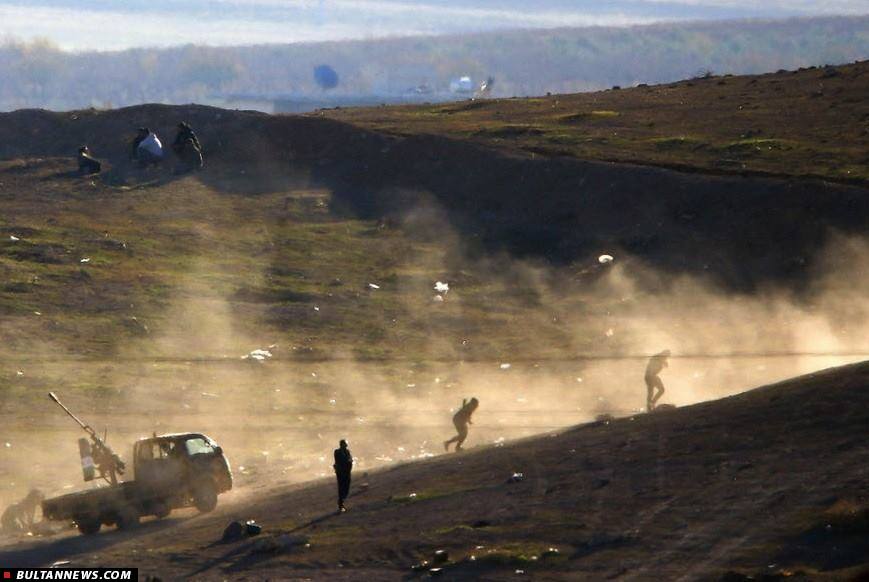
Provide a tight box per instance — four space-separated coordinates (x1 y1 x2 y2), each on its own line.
152 501 170 519
116 505 140 530
76 517 101 535
192 480 217 513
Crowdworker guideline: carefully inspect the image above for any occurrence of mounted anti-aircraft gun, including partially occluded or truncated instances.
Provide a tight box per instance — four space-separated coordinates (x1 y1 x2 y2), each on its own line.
42 392 233 535
48 392 125 485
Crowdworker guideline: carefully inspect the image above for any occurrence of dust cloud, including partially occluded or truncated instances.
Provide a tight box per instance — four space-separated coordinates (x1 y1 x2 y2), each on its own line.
1 204 868 518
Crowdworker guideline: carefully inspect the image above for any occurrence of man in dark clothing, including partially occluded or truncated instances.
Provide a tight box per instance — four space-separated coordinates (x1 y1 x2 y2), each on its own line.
77 146 101 175
444 397 479 452
130 127 148 160
333 439 353 512
645 349 671 411
172 122 203 171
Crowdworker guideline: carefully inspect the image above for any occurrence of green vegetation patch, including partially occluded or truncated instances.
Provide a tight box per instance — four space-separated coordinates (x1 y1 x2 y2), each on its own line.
648 136 706 150
558 110 620 124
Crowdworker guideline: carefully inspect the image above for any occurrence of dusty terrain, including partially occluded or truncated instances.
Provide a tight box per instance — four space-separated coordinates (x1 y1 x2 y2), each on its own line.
1 362 867 581
0 62 867 580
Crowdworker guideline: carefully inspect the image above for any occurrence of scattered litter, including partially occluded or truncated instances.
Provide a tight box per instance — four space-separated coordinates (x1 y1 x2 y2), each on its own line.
507 472 525 483
576 377 583 383
16 371 24 377
598 254 614 264
406 383 416 388
329 399 336 406
515 569 526 575
605 328 614 337
80 258 91 263
542 547 560 558
49 561 70 569
4 442 10 448
434 281 450 294
409 492 417 499
242 348 273 362
9 235 19 241
313 306 320 311
34 311 41 316
500 363 511 370
433 294 444 303
200 392 219 398
368 283 380 289
411 561 430 572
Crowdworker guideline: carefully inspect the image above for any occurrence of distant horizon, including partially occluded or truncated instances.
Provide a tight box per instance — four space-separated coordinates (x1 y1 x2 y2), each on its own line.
3 0 868 51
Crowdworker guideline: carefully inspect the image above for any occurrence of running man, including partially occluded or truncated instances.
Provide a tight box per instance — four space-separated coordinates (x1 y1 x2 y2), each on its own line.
645 349 671 411
444 397 479 452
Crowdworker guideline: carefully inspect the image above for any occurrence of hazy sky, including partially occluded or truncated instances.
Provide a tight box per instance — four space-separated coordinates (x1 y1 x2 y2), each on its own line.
2 0 868 51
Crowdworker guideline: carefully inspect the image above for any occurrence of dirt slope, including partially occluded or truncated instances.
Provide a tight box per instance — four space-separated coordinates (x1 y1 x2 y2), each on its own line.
1 361 867 580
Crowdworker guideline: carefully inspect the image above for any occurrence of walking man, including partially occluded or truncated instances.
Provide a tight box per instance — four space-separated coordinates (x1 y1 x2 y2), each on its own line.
645 349 671 411
444 397 479 452
333 439 353 513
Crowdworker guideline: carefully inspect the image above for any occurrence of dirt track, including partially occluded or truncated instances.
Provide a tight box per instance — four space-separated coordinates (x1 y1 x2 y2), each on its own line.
1 362 867 580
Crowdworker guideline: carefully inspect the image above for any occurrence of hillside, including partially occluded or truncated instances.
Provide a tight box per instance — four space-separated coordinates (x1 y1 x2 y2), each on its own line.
0 62 867 580
323 60 869 184
1 362 867 580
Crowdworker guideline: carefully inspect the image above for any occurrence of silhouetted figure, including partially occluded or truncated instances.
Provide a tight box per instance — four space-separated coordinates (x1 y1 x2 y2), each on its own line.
645 350 671 411
333 439 353 512
444 397 479 452
1 489 43 533
131 127 164 167
172 121 203 171
77 146 101 175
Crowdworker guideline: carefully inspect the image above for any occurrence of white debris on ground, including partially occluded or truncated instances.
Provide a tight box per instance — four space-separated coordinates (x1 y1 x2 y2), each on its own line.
9 235 19 241
434 281 450 294
80 258 90 263
201 392 220 398
243 348 273 362
368 283 380 289
598 254 614 264
605 328 614 337
500 363 511 370
313 306 320 311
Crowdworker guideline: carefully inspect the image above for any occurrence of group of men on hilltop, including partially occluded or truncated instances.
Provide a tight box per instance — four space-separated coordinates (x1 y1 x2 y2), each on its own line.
77 122 203 176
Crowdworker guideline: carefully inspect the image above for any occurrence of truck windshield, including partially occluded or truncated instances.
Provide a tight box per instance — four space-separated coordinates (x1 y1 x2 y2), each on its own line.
184 438 215 456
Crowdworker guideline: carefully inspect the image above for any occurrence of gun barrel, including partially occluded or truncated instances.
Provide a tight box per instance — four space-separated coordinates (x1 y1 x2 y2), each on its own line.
48 392 93 433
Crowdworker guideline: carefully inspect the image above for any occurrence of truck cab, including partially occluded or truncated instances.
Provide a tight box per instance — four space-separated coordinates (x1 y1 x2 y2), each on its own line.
133 433 233 512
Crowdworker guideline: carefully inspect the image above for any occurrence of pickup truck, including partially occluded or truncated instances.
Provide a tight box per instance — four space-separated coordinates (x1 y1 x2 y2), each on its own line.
43 432 232 535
